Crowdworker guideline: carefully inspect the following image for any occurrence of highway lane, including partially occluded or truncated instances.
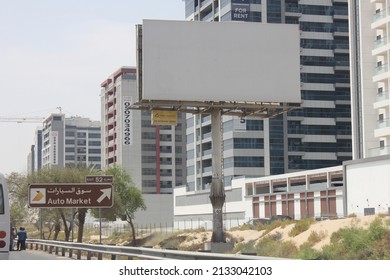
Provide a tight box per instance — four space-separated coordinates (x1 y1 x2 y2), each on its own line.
8 249 73 260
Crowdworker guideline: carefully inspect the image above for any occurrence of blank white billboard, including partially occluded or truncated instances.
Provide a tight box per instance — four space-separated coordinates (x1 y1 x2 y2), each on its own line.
141 20 301 103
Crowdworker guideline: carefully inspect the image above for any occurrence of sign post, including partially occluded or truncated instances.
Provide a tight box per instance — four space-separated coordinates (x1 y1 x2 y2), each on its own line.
84 175 114 243
85 175 113 184
28 184 113 208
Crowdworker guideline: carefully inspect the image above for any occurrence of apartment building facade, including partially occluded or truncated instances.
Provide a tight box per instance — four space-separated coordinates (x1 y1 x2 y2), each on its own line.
184 0 352 191
349 0 390 158
100 67 187 194
40 113 101 170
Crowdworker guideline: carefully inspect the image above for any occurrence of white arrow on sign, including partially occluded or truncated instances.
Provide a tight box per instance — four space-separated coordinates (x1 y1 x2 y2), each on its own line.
97 187 112 203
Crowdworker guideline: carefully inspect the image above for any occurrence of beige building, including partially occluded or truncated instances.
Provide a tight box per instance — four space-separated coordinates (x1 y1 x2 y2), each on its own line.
100 67 187 224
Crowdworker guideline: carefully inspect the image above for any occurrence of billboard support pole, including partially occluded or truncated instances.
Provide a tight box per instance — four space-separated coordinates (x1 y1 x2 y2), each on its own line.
209 108 226 243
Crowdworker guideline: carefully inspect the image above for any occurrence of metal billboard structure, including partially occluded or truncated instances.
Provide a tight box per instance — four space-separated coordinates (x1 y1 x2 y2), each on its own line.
131 20 301 244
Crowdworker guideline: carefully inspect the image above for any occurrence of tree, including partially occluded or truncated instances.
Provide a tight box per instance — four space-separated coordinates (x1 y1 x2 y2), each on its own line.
7 172 30 228
102 166 146 246
27 166 100 241
122 187 146 246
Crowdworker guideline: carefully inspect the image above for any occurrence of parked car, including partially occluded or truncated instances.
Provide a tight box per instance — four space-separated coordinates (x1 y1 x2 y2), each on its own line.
270 215 293 222
246 215 293 226
246 218 271 226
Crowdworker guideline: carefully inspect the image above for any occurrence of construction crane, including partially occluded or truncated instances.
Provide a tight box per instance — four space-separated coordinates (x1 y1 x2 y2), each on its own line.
0 117 45 123
0 107 62 123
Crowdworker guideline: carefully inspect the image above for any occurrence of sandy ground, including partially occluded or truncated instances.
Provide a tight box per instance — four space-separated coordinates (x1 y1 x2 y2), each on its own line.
178 215 389 250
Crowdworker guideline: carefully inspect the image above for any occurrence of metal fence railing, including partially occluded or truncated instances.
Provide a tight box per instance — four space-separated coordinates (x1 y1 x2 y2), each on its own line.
26 239 284 260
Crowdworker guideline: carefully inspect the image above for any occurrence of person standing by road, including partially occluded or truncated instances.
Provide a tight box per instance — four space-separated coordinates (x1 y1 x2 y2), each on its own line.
9 227 16 251
16 227 27 251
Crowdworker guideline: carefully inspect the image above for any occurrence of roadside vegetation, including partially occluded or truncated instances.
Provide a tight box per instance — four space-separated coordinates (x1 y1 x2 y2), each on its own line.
7 165 145 246
232 216 390 260
9 167 390 260
25 214 390 260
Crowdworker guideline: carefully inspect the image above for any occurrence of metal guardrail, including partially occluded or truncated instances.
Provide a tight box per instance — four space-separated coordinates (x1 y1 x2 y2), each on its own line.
26 239 284 260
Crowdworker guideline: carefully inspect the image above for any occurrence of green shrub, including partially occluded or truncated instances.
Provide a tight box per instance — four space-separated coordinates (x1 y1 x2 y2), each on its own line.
288 218 314 237
306 230 326 246
370 231 390 259
368 217 386 242
296 243 322 259
233 240 257 254
255 234 298 258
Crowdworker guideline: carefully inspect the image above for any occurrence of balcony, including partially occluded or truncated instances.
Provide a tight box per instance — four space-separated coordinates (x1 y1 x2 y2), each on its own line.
373 8 388 23
378 118 390 129
375 118 390 139
376 91 389 102
201 0 213 8
374 36 388 49
106 83 114 93
367 145 390 157
108 127 115 136
108 139 115 147
374 63 389 80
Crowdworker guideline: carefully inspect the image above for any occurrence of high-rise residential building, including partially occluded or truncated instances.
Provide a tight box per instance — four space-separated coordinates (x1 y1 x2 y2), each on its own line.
34 128 42 171
27 128 42 174
27 145 35 174
183 0 352 191
100 67 187 194
350 0 390 158
100 67 187 224
41 113 101 170
42 113 66 169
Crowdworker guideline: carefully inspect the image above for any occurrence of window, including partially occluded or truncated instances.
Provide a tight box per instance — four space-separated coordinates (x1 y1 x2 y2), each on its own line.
160 134 172 141
77 140 87 146
88 156 101 162
89 141 100 146
160 146 172 153
89 133 100 138
142 156 156 163
0 184 4 214
233 138 264 149
246 120 263 131
142 144 156 151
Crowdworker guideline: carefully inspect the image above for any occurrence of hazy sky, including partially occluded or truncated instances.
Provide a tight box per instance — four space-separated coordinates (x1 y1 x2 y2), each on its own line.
0 0 185 176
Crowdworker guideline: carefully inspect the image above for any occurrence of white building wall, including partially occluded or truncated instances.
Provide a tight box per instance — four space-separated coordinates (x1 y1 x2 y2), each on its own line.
174 177 251 229
360 1 379 156
345 155 390 216
336 190 344 217
314 192 321 217
135 194 173 225
294 193 301 220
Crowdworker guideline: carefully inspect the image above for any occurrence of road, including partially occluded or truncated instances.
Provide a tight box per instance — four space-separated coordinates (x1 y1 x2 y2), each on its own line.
8 249 72 260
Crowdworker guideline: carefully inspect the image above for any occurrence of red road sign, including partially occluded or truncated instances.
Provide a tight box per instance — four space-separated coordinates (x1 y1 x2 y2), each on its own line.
28 183 113 208
85 175 113 183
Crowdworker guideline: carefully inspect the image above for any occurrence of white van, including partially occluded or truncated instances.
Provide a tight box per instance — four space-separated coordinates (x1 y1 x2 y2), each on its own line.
0 173 10 260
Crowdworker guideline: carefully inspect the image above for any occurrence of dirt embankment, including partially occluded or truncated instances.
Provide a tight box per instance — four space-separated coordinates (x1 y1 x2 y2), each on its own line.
163 215 388 251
